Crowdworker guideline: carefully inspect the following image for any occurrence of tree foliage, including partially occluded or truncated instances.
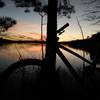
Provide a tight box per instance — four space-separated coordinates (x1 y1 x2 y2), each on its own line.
11 0 75 18
0 16 16 33
92 32 100 39
0 0 5 7
82 0 100 25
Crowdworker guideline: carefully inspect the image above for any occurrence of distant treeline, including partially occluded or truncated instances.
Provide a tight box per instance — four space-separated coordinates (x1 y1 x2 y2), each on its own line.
61 32 100 50
0 38 46 44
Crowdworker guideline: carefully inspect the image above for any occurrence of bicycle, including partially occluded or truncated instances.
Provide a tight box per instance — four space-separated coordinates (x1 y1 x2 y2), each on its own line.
0 23 95 100
0 22 95 83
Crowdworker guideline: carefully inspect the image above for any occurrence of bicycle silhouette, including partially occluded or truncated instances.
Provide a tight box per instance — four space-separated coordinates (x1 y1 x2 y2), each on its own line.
0 23 95 86
0 23 97 100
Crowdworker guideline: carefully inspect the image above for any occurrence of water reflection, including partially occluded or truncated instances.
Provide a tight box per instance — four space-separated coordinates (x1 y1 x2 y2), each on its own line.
0 43 45 72
1 43 98 75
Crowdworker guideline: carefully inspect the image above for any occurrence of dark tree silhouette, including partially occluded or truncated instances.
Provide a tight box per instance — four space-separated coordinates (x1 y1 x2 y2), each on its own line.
91 32 100 39
0 16 16 33
82 0 100 25
0 0 5 7
11 0 75 17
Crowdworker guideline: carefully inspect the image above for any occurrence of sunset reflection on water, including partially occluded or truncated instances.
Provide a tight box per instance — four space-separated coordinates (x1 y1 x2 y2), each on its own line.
0 43 97 74
0 43 45 72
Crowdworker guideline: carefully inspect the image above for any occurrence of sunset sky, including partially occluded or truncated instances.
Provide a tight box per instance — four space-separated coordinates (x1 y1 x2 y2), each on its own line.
0 0 99 41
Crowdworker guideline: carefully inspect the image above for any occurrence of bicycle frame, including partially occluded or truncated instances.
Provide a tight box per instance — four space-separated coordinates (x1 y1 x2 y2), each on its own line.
0 23 95 89
42 22 95 87
42 22 95 75
56 43 94 86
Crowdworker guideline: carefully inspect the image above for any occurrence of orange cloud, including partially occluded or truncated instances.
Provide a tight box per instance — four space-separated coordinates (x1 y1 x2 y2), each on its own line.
8 21 41 34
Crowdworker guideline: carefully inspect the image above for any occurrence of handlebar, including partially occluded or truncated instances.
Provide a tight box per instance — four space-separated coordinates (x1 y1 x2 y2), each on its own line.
57 23 69 35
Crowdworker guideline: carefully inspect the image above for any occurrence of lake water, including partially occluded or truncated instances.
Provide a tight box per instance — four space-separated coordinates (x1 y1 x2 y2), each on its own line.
0 43 42 73
0 43 92 73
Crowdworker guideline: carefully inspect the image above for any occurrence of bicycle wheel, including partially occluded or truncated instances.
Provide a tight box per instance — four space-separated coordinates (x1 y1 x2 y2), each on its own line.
0 58 42 80
0 58 42 100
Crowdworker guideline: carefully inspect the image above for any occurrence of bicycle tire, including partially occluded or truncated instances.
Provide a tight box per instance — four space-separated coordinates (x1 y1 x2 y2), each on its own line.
0 58 42 100
0 58 42 81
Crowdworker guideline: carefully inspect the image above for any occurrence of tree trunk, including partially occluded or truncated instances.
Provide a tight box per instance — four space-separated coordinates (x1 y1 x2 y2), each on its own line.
45 0 57 75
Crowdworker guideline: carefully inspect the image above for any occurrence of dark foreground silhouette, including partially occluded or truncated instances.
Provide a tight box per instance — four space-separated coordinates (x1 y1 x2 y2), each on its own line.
0 59 100 100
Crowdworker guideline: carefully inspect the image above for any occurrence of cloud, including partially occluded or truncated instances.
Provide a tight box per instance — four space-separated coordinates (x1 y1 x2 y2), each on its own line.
4 20 46 40
0 32 42 41
8 21 41 34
